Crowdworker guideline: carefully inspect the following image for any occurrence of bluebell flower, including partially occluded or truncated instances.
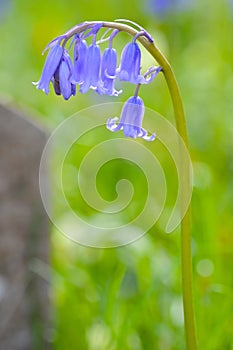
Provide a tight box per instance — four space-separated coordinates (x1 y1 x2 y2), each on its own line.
117 41 146 84
34 44 63 94
52 50 76 100
73 38 88 84
34 21 162 114
107 95 155 141
96 47 121 96
79 42 101 94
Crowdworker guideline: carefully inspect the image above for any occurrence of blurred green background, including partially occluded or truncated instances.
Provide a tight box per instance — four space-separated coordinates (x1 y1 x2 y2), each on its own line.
0 0 233 349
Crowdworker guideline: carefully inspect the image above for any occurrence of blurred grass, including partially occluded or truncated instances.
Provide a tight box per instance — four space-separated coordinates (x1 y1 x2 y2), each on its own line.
0 0 233 349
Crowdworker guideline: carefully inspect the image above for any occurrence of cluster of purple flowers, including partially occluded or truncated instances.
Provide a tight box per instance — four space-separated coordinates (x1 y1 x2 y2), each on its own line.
34 22 162 141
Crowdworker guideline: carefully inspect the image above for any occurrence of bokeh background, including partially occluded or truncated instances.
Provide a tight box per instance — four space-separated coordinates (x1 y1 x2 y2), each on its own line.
0 0 233 349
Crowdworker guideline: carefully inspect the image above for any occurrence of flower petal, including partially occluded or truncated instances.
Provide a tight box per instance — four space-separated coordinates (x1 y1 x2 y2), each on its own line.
34 44 63 94
118 42 146 84
79 44 101 94
106 95 156 141
59 60 72 100
73 39 88 84
52 67 61 95
106 117 123 132
142 132 156 141
96 47 122 96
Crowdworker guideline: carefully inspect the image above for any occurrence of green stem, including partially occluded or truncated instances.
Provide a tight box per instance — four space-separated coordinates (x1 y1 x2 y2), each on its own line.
104 22 198 349
65 20 198 349
144 42 198 350
105 22 198 349
108 22 198 349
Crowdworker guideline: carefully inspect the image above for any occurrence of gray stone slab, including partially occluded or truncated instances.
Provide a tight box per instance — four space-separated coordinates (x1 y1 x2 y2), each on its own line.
0 105 51 350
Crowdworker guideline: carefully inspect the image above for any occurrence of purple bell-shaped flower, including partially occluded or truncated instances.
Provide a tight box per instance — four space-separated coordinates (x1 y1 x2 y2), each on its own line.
107 95 155 141
54 50 76 100
73 38 88 84
79 40 101 94
117 42 146 84
96 47 121 96
33 44 63 94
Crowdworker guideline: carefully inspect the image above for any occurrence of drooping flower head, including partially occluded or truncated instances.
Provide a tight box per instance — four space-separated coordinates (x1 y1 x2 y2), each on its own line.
34 22 160 100
107 95 155 141
34 20 161 139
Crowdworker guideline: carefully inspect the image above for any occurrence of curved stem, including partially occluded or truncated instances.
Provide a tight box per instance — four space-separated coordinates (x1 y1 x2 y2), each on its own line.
102 22 197 349
62 20 198 349
142 42 198 350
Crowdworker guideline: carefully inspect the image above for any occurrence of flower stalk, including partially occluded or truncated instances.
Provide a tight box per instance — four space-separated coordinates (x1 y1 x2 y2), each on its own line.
102 20 198 349
34 19 198 349
133 24 198 350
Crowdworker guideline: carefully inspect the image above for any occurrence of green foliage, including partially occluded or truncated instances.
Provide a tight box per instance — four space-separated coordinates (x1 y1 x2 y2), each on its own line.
1 1 233 349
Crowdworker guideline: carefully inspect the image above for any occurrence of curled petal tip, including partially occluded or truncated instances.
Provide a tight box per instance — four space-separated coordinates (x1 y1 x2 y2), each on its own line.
107 117 122 132
142 132 156 141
